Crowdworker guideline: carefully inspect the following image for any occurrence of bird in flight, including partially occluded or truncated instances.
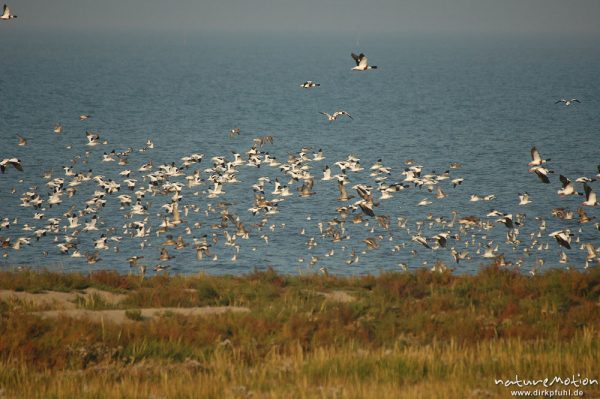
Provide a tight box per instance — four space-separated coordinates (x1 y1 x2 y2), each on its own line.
528 146 550 167
351 53 377 71
0 158 23 173
555 99 580 106
300 81 320 88
0 4 17 20
320 111 353 121
582 183 599 206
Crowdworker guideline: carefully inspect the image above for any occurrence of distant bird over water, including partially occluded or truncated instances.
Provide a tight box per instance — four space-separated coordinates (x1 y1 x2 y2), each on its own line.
320 111 353 121
300 81 320 88
16 134 27 146
0 158 23 173
0 4 17 20
555 99 580 106
351 53 377 71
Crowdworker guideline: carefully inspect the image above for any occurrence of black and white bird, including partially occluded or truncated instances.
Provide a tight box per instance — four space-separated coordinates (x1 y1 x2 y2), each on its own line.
549 229 573 249
351 53 377 71
300 81 320 88
528 146 550 167
555 98 580 106
530 166 553 184
0 4 17 20
320 111 353 121
582 183 599 206
86 131 100 146
557 175 577 196
0 158 23 173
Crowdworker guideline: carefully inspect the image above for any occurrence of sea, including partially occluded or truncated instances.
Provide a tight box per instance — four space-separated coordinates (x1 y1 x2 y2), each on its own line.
1 29 599 275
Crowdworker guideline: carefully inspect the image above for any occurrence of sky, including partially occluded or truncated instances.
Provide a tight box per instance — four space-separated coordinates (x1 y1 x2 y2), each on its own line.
3 0 600 36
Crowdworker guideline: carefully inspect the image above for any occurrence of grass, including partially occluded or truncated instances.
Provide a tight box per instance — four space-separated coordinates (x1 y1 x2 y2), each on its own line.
73 292 118 310
0 266 599 398
125 309 144 321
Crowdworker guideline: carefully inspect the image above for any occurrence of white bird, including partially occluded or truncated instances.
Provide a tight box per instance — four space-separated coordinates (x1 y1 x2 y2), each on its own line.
0 4 17 20
351 53 377 71
417 198 432 206
555 98 580 106
320 111 353 121
411 234 430 249
559 251 568 264
518 192 531 205
94 235 109 250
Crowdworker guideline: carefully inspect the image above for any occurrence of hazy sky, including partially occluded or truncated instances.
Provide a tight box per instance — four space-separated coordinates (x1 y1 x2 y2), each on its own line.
6 0 600 36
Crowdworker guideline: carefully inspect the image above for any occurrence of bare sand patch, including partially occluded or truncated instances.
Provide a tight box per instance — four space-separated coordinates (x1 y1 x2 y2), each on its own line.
301 289 356 303
0 288 128 310
34 306 250 324
0 289 249 323
317 290 356 303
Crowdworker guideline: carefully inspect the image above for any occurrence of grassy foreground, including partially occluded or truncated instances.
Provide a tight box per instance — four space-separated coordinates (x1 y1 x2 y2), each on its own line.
0 266 599 398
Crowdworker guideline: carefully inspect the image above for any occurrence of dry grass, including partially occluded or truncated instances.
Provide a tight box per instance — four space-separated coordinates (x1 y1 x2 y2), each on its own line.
0 266 599 398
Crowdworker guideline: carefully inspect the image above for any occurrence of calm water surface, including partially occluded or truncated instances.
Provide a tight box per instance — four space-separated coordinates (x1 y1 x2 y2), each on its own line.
0 31 599 275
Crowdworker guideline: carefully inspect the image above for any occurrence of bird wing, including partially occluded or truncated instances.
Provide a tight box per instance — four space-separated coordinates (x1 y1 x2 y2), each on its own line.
535 169 550 183
584 183 592 200
530 146 541 162
333 111 352 120
337 180 348 197
572 99 580 103
306 177 314 190
351 53 361 66
1 4 8 18
319 112 331 118
358 202 375 217
11 160 23 171
555 99 565 104
357 55 368 69
559 175 569 186
356 185 371 201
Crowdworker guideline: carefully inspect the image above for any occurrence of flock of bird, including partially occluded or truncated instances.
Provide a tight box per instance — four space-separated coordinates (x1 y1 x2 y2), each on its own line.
1 119 599 276
1 4 598 276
